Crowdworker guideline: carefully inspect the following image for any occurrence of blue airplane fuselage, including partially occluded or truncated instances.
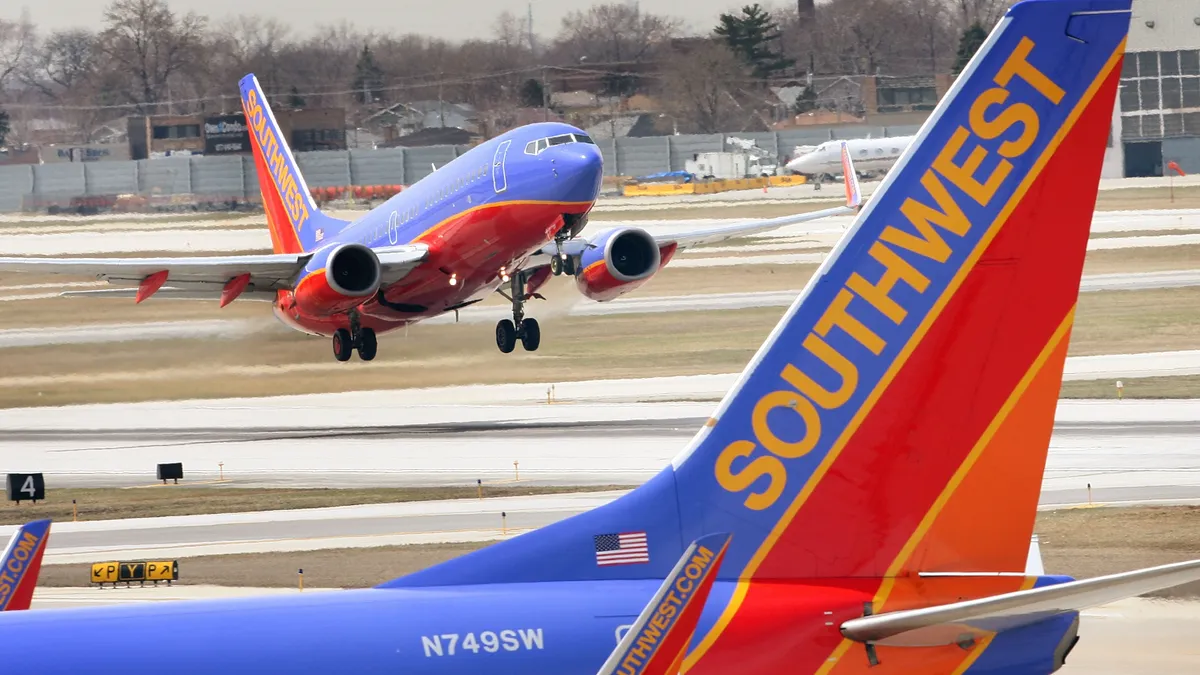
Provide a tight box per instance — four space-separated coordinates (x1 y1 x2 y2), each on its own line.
0 578 1076 674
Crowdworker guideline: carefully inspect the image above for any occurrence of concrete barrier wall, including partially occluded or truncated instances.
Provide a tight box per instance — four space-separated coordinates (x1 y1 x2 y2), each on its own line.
0 127 914 213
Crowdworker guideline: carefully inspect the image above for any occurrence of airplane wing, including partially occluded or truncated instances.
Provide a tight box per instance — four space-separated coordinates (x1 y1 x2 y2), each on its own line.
0 519 51 611
0 244 429 304
595 533 731 675
841 558 1200 648
531 141 862 271
654 143 863 252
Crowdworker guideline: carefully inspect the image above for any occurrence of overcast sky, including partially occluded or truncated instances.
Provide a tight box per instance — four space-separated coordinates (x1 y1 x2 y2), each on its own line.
5 0 738 43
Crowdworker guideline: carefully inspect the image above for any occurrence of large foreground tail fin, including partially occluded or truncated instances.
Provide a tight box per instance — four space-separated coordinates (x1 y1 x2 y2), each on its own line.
238 74 349 254
0 519 51 611
389 0 1129 620
669 0 1129 582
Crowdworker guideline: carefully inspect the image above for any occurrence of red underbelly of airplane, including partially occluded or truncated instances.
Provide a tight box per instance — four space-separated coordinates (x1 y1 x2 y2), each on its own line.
273 201 590 337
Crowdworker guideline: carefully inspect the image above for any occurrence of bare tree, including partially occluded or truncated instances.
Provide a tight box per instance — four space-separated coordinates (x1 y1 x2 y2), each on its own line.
0 10 35 89
660 40 747 134
24 29 98 99
551 4 679 64
952 0 1016 30
493 11 534 54
207 15 292 97
905 0 957 75
96 0 207 113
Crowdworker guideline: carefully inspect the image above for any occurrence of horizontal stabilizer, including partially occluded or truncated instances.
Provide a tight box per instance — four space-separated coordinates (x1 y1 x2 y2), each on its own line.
841 558 1200 647
61 288 276 302
596 532 731 675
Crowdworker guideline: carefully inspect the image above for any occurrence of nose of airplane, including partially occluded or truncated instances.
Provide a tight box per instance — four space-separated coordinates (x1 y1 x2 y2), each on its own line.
786 154 815 175
553 143 604 202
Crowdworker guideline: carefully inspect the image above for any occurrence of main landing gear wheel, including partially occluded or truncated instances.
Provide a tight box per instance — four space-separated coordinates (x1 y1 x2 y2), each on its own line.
495 271 546 353
357 327 377 361
549 253 577 277
496 319 517 353
332 329 353 362
520 318 540 352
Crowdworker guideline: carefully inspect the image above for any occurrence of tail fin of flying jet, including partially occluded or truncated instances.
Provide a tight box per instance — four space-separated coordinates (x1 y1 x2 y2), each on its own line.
596 533 731 675
390 3 1137 665
0 519 51 611
238 74 350 254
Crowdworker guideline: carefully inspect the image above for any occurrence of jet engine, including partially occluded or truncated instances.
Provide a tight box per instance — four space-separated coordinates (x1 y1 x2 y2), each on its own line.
292 243 382 316
574 227 662 302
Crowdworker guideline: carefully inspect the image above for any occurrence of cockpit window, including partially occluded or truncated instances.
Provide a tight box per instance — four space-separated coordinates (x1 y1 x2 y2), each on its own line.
524 133 592 155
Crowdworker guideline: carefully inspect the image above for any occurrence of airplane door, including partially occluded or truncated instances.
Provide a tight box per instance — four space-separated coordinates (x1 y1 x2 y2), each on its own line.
492 140 512 194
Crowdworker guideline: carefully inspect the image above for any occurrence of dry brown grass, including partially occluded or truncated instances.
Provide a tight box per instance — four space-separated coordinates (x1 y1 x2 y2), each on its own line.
0 485 632 526
1069 286 1200 356
1090 228 1200 239
1061 375 1200 399
587 185 1200 221
38 542 494 588
1082 244 1200 275
1038 506 1200 598
35 506 1200 596
3 283 1200 407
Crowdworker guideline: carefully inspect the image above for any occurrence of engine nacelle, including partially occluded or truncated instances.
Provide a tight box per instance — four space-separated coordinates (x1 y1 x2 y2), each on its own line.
574 227 662 302
293 243 382 316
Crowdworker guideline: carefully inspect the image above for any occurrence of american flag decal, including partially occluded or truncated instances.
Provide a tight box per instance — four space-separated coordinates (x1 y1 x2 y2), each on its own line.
594 531 649 566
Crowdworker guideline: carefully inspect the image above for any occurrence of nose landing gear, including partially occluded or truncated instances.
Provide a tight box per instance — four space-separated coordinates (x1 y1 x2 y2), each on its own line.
495 271 542 353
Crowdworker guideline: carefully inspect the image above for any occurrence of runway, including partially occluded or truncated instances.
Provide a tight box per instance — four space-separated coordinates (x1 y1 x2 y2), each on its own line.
2 269 1196 350
2 397 1198 562
3 207 1200 255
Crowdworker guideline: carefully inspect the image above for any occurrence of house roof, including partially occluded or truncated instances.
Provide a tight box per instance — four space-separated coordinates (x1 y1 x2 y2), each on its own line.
383 126 478 147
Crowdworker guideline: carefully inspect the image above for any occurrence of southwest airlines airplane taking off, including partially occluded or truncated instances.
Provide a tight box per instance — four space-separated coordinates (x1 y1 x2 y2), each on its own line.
5 1 1199 672
0 82 859 362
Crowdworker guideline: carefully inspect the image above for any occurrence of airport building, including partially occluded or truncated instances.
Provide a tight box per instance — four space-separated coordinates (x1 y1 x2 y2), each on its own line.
1111 0 1200 176
127 108 347 160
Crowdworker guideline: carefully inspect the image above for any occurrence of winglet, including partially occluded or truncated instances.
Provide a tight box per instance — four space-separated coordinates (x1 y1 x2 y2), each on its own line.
0 519 51 611
596 533 731 675
839 140 862 209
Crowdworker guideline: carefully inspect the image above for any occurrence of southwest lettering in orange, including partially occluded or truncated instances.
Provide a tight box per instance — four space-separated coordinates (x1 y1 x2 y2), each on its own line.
780 334 858 409
932 126 1011 206
714 440 786 510
751 390 821 459
969 88 1040 158
846 241 931 324
994 37 1065 105
814 289 886 355
883 171 970 262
